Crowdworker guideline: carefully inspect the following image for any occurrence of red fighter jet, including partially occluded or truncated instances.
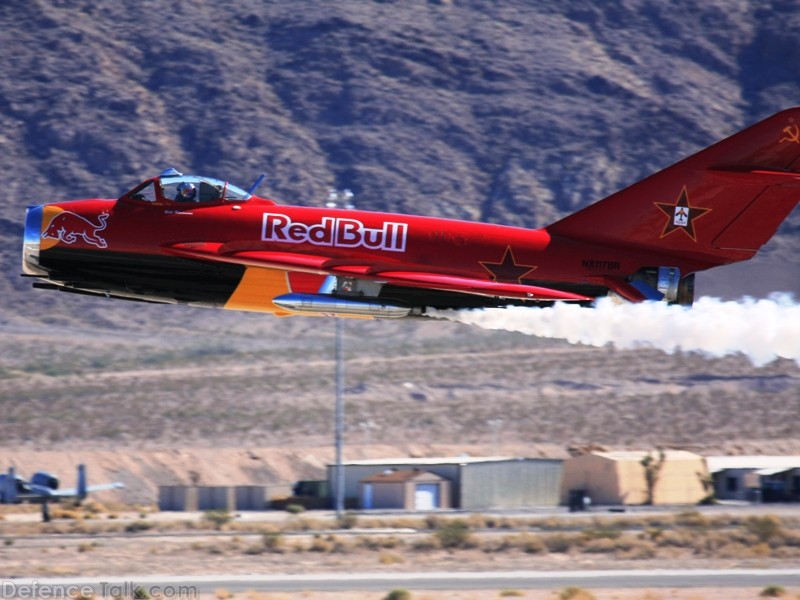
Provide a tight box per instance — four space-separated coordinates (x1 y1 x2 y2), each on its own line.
21 108 800 319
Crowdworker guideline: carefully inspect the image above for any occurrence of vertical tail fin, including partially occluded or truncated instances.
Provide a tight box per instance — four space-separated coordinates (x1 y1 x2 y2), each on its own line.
77 463 87 501
548 108 800 269
4 467 17 504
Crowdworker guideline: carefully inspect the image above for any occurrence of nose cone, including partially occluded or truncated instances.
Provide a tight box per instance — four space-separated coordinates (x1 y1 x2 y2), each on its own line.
22 205 47 276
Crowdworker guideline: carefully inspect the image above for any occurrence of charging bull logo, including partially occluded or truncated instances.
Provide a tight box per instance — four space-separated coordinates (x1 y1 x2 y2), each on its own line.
42 211 109 248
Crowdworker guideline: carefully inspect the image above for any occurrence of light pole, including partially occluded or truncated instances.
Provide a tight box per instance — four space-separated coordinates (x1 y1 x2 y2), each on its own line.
334 316 345 519
328 188 353 520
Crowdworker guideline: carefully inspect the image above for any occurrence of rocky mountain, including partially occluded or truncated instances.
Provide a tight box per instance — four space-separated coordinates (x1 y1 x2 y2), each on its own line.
3 1 800 312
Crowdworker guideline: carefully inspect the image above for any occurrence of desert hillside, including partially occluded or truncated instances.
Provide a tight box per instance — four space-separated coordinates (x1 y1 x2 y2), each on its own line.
2 313 798 504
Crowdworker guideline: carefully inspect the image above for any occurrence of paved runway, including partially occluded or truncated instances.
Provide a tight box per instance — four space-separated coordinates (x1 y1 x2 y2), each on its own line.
6 569 800 594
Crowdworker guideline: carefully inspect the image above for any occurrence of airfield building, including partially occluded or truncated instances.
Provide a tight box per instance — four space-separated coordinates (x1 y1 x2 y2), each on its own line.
706 456 800 502
360 468 451 510
159 484 272 511
327 456 563 510
561 450 709 506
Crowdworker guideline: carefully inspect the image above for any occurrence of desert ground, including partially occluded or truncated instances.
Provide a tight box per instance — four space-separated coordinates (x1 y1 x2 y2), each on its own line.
3 502 800 599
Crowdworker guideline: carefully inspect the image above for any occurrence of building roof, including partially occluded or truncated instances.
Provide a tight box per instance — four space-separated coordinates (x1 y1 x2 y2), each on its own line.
360 468 442 483
706 456 800 473
756 467 796 476
332 456 521 467
591 450 703 462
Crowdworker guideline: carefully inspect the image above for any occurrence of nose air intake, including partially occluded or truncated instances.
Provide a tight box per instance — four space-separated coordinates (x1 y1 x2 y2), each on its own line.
22 205 47 277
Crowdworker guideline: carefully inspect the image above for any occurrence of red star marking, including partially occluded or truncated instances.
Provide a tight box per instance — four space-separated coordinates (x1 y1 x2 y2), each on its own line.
480 246 537 283
654 186 711 242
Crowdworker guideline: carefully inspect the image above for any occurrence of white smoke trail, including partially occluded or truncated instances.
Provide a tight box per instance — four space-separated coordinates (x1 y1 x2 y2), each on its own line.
433 294 800 367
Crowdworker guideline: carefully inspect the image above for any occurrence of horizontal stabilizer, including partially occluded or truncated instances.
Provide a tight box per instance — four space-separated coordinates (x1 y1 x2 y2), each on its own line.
54 482 124 497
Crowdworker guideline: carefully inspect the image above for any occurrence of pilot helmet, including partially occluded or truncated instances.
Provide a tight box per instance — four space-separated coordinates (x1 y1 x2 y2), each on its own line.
177 182 196 200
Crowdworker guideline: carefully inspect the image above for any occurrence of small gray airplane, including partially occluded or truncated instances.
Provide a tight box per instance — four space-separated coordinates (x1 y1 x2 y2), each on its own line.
0 464 124 521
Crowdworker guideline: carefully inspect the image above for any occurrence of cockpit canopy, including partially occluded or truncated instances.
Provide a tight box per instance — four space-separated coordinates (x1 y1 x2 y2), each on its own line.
119 168 253 205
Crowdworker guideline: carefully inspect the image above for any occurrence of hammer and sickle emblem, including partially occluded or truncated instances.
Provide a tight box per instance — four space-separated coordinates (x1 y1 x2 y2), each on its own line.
780 123 800 144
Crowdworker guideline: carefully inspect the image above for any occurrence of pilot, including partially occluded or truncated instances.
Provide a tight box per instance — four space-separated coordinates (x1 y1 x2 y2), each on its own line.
175 182 197 202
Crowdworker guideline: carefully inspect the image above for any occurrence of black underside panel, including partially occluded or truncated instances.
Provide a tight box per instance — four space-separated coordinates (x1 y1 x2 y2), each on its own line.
32 248 607 312
35 248 245 307
378 282 607 310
